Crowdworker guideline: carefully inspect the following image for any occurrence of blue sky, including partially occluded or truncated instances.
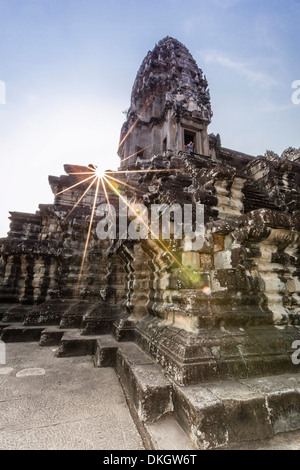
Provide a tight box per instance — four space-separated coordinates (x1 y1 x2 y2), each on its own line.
0 0 299 236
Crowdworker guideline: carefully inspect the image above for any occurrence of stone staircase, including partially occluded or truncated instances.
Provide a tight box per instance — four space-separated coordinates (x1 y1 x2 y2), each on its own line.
1 319 300 450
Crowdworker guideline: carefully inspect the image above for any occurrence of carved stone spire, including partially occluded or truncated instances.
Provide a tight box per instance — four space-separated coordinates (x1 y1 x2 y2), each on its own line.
118 37 213 167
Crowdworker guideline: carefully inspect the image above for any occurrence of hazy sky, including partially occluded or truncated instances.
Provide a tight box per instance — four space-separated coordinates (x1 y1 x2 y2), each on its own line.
0 0 299 236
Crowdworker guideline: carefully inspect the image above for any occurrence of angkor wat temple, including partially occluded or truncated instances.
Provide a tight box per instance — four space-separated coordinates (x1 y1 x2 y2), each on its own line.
1 37 300 449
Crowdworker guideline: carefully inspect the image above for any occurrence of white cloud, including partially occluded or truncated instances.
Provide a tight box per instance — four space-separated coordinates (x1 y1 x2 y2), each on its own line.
202 51 278 88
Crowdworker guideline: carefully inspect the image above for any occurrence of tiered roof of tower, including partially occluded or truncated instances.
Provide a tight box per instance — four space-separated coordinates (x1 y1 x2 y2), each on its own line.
129 36 212 122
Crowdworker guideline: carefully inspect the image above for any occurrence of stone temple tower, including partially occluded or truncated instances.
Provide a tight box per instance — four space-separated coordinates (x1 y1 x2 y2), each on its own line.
0 36 300 450
118 37 212 168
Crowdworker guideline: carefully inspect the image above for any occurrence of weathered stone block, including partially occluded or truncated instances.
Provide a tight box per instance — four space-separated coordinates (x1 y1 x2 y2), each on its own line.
116 344 173 422
173 384 228 449
204 381 273 442
199 253 213 269
214 250 232 269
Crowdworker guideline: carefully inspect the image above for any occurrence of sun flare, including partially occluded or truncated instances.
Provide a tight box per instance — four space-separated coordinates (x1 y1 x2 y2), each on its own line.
88 164 106 179
95 166 106 179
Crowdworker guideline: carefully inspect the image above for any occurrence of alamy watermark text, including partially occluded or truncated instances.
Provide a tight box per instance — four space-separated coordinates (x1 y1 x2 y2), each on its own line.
96 201 205 250
292 80 300 105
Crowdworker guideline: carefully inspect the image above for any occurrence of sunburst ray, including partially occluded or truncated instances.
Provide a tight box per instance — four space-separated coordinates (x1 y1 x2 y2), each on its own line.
120 144 154 163
103 175 196 285
76 176 101 291
55 174 95 196
64 176 98 221
105 173 143 193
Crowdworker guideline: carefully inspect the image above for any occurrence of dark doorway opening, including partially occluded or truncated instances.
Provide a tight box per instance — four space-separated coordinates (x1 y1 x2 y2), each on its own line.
163 137 167 153
136 146 144 159
184 130 196 153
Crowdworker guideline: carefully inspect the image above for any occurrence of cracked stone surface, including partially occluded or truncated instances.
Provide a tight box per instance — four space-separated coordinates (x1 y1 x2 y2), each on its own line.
0 342 144 450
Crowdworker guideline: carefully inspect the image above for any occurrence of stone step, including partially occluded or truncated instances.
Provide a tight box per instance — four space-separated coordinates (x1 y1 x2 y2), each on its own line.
58 332 300 449
56 331 99 357
94 335 119 367
39 327 76 346
2 305 33 323
59 300 96 329
145 416 197 450
116 342 174 423
94 335 173 423
94 335 300 449
173 373 300 449
23 300 76 326
0 321 11 333
240 374 300 436
0 304 19 321
81 316 116 335
95 335 174 423
0 323 45 342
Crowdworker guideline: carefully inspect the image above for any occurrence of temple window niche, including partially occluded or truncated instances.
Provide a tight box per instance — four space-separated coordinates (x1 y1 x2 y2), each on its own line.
183 127 202 154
